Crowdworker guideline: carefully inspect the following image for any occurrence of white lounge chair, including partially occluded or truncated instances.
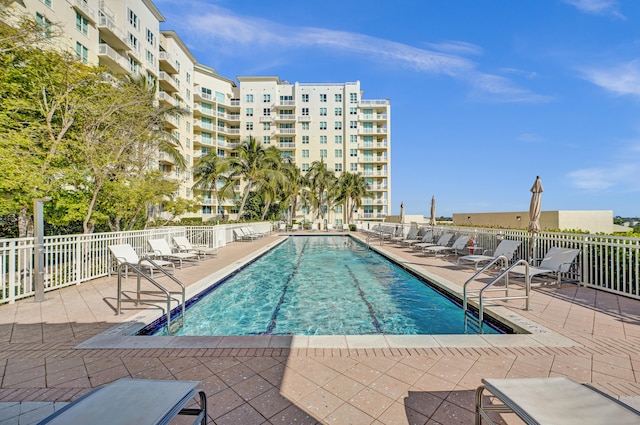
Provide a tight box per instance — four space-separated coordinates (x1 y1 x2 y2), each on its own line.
233 228 256 241
413 232 453 251
241 226 265 238
108 243 175 278
392 227 418 244
510 246 580 285
148 238 200 268
173 236 218 259
458 240 521 271
423 234 470 257
475 377 640 425
290 223 300 232
402 230 433 247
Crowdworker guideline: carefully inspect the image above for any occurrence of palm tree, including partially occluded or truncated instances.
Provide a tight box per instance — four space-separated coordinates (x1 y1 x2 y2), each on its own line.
281 162 309 226
192 151 234 219
335 172 372 223
306 159 337 224
227 137 282 220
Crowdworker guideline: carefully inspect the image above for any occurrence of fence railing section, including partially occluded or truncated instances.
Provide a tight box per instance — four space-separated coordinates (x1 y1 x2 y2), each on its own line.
357 221 640 300
0 222 272 304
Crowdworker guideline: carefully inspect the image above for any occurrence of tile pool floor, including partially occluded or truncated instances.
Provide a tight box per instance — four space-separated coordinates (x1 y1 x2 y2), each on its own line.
1 232 640 424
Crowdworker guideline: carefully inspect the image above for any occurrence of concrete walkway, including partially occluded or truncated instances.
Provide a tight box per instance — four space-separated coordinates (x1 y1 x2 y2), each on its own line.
1 232 639 424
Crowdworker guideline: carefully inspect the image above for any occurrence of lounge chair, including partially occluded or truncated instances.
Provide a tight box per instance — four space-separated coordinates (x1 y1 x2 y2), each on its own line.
510 246 580 285
241 226 265 238
108 243 175 278
326 223 334 231
458 240 521 271
277 223 287 232
39 378 207 425
423 234 470 257
413 232 453 251
391 227 418 244
148 238 200 268
402 230 433 247
475 377 640 425
290 223 300 231
233 228 256 241
173 236 218 259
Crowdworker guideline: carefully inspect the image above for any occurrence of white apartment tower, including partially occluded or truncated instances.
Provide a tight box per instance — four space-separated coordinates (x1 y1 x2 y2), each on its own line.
8 0 391 223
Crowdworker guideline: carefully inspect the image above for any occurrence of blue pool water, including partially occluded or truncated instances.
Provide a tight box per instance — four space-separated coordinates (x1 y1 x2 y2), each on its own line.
146 236 502 336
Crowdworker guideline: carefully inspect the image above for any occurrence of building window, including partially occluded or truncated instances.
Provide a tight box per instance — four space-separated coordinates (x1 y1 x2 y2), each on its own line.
246 108 253 117
320 136 327 144
335 149 342 158
335 135 342 144
35 13 52 39
202 206 212 214
186 72 191 83
301 108 309 116
335 108 342 116
75 12 88 35
262 122 270 130
75 42 88 64
335 163 343 172
335 93 342 102
320 149 327 158
39 0 51 7
302 163 309 171
320 94 327 102
246 122 253 131
263 94 270 102
263 108 270 116
147 28 155 46
146 49 154 65
350 149 357 157
302 136 309 144
263 136 271 144
302 150 309 158
350 121 358 129
320 122 327 130
349 93 358 104
350 135 357 143
246 94 254 103
302 94 309 102
302 122 309 130
128 8 138 30
350 107 357 115
128 33 138 51
350 163 358 171
129 57 138 74
334 122 342 130
320 108 327 116
186 138 191 148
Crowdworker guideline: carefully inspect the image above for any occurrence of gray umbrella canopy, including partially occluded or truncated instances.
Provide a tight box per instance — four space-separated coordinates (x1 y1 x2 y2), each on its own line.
528 176 543 261
428 196 436 227
400 201 405 224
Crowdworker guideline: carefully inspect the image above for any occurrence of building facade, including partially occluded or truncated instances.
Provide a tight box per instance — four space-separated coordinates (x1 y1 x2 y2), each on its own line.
8 0 391 224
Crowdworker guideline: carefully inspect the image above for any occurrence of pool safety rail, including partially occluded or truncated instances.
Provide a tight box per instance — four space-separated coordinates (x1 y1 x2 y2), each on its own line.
116 257 186 334
463 256 531 327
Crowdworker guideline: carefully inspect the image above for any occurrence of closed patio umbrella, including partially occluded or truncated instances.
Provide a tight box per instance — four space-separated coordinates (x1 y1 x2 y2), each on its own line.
400 201 405 224
428 196 437 227
528 176 543 262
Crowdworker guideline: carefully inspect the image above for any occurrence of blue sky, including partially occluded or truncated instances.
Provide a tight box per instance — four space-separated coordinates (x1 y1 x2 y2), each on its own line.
157 0 640 218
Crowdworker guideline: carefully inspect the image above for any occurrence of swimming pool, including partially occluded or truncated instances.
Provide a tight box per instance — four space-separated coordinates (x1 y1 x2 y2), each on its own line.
144 236 502 336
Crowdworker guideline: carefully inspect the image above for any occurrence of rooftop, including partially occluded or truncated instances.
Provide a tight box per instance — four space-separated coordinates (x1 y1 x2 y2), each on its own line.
1 232 639 424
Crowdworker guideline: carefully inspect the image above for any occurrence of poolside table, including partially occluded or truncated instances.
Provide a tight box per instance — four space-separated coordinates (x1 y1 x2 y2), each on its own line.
38 378 207 425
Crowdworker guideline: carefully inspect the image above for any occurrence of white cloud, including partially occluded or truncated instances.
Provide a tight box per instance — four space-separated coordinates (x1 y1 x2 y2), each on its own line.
517 133 543 143
581 60 640 97
567 143 640 191
563 0 625 19
165 4 547 103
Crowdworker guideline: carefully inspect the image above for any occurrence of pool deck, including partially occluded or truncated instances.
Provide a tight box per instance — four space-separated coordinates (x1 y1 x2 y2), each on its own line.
1 231 639 424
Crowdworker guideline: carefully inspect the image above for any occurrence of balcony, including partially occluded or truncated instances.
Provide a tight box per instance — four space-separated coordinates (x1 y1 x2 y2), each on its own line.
359 141 388 150
159 72 178 93
371 184 388 191
217 127 240 136
193 119 213 131
158 51 178 74
259 116 275 122
219 112 240 122
360 156 388 163
97 15 129 51
158 152 175 165
359 127 388 135
276 128 296 135
362 199 387 206
362 170 388 177
275 114 296 121
157 92 177 107
278 142 296 149
298 115 312 122
359 113 388 122
72 0 96 24
194 91 212 102
276 100 296 107
164 114 178 130
97 44 129 74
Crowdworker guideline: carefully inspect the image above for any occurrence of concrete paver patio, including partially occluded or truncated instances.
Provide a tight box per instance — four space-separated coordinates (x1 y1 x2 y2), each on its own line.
1 232 639 424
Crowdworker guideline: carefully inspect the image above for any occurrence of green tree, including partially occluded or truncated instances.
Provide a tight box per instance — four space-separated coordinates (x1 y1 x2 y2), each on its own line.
335 172 372 223
306 159 336 223
193 152 234 220
281 162 309 225
227 137 282 220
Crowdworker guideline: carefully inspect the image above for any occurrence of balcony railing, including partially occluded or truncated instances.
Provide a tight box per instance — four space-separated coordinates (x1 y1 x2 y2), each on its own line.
97 16 129 51
73 0 96 23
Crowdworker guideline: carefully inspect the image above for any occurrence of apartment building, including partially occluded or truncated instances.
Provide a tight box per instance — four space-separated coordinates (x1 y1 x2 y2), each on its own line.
9 0 391 223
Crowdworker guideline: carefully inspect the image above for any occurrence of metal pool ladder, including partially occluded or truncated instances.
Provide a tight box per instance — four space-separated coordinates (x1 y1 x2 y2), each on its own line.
463 256 531 329
116 257 186 335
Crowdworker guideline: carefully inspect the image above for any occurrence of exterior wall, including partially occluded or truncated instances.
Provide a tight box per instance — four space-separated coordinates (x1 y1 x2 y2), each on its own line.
453 210 614 234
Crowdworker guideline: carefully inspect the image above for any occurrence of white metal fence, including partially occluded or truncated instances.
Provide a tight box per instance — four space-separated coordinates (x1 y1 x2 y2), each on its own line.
357 222 640 300
0 222 272 304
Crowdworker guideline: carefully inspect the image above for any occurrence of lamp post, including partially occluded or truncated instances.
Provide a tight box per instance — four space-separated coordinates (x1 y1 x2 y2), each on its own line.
33 197 51 302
